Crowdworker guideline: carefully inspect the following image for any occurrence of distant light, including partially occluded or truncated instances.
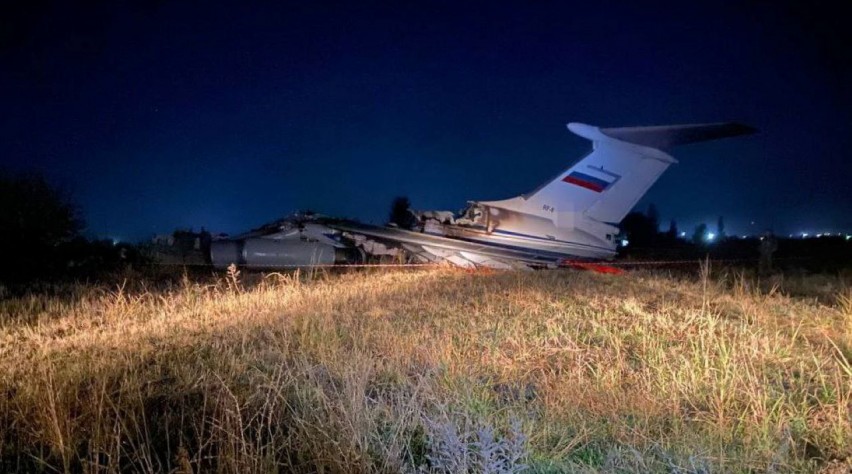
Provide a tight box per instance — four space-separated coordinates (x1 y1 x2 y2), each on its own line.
679 231 686 237
802 233 808 238
816 233 823 238
621 239 629 247
846 235 851 241
706 232 716 242
741 235 748 239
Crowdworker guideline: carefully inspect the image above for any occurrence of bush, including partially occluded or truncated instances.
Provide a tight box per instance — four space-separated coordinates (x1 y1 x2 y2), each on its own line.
0 172 83 282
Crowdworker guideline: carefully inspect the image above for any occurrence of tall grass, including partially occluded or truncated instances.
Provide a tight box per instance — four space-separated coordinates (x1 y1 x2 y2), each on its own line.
0 268 849 472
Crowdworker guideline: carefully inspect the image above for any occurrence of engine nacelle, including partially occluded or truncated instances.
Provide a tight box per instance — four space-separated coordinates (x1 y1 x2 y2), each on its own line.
210 238 337 269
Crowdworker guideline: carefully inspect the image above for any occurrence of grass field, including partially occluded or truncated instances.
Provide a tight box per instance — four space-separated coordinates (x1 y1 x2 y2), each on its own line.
1 265 850 473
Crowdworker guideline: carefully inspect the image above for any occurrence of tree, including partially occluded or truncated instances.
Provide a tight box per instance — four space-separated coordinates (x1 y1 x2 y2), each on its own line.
667 219 678 240
716 216 726 240
621 211 657 248
646 203 660 234
692 223 708 245
388 196 415 229
0 172 84 281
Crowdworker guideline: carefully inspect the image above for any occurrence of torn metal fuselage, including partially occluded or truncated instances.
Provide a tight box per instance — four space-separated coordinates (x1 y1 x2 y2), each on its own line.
410 202 619 263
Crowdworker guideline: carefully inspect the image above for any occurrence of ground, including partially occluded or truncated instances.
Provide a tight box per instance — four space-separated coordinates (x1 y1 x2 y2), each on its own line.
0 266 850 473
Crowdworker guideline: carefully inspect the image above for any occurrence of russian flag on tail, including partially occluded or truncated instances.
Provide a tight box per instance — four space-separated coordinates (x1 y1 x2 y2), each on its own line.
562 170 618 193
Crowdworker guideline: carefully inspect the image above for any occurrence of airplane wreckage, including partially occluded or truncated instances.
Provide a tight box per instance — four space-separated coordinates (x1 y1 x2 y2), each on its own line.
210 122 754 270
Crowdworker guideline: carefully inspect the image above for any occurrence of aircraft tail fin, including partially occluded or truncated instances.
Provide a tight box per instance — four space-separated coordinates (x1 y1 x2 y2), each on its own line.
483 122 754 226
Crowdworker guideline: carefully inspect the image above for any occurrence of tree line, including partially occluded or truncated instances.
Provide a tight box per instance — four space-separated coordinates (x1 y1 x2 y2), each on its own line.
0 172 143 285
621 204 728 248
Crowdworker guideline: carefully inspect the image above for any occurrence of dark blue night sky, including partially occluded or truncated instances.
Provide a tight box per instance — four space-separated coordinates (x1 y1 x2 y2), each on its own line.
2 1 850 240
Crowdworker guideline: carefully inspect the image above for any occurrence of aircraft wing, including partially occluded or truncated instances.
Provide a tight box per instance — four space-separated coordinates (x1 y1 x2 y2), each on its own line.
328 221 565 269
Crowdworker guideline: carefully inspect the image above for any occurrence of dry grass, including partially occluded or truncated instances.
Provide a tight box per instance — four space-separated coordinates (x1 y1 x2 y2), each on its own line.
0 267 850 473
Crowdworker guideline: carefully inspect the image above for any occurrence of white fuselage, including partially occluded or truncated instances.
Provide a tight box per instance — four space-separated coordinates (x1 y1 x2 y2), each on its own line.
428 204 619 260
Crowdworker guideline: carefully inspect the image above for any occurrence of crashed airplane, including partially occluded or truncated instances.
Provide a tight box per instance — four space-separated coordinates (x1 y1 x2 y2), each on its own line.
210 121 754 270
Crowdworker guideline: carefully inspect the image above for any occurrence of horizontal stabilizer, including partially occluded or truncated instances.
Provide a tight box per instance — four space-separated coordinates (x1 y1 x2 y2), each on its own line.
598 122 756 149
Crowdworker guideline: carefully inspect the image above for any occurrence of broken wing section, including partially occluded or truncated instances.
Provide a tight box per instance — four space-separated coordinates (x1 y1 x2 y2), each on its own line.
333 222 559 269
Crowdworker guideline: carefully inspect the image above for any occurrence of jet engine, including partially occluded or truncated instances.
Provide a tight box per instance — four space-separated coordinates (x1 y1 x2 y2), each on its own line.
210 238 347 269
